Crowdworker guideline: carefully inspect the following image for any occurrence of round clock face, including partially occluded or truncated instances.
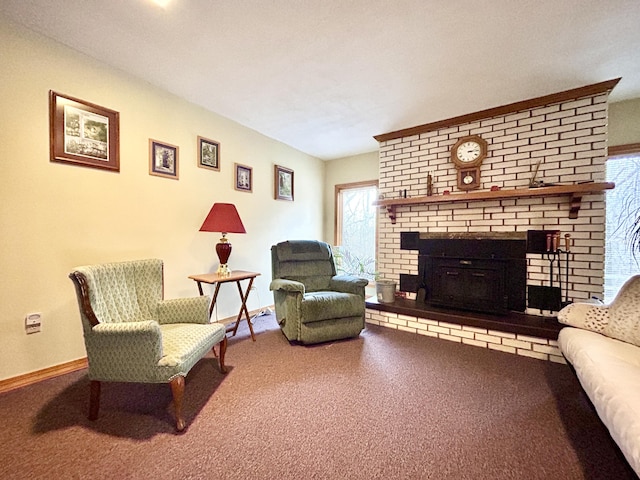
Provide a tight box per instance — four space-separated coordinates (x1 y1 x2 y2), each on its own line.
463 173 475 185
456 141 482 163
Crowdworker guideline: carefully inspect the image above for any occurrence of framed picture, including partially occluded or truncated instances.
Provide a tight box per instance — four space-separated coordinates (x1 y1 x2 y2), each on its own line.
234 163 252 192
197 136 220 171
275 165 294 201
149 139 179 179
49 90 119 171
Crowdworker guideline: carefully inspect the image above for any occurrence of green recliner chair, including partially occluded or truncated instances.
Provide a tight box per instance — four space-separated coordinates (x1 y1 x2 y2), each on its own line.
270 240 369 344
69 258 227 432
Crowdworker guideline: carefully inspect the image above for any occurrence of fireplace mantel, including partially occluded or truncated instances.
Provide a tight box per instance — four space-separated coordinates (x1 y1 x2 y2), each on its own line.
374 182 614 224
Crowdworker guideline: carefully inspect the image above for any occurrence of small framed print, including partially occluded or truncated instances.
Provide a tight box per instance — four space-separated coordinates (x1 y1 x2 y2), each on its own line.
197 136 220 171
149 139 179 180
234 163 252 192
275 165 294 201
49 90 119 171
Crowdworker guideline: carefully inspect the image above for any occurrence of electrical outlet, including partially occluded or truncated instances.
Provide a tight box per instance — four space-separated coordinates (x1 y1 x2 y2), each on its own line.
25 313 41 334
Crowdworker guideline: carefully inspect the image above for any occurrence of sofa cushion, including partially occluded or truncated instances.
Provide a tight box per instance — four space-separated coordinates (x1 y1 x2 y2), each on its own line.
557 302 609 333
558 275 640 348
603 275 640 347
558 327 640 475
157 323 225 381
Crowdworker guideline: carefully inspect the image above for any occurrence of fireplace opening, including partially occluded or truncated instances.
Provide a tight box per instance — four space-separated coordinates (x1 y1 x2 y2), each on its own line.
401 232 527 315
426 256 509 314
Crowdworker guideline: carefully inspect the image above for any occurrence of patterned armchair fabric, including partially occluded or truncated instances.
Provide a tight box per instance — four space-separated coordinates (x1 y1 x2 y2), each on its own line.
270 241 368 344
69 258 227 431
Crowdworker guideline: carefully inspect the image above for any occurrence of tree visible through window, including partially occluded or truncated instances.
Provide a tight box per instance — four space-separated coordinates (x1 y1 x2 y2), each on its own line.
605 152 640 302
334 181 378 281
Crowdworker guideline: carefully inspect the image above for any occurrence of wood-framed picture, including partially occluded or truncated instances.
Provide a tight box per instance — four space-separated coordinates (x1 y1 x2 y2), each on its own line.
275 164 294 201
49 90 119 171
197 136 220 171
149 139 179 180
234 163 252 192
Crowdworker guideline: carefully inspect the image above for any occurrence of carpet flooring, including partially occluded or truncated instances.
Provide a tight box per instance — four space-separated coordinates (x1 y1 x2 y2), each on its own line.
0 314 636 479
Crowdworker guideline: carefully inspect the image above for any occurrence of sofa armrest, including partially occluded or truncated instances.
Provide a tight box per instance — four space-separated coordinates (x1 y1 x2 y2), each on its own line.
557 302 610 333
270 279 305 294
157 296 211 325
88 321 164 374
329 275 369 295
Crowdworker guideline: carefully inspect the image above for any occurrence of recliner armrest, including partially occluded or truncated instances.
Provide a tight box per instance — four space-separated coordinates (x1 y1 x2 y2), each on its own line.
329 275 369 295
157 296 211 325
269 278 305 294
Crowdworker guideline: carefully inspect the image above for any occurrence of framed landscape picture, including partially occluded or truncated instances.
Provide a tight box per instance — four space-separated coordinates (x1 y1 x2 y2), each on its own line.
49 90 120 171
275 165 294 201
197 136 220 171
149 139 179 179
234 163 252 192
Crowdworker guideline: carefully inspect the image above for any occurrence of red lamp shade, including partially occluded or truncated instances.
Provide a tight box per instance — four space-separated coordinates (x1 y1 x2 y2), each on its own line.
199 203 246 275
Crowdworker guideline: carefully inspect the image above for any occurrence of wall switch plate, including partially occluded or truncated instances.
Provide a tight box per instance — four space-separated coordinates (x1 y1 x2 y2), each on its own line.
25 312 41 334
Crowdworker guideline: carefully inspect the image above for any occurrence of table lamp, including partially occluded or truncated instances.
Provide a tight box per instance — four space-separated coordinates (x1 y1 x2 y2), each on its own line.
199 203 246 276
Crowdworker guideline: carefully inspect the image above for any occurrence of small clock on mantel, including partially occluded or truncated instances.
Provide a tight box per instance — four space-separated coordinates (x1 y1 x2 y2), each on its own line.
450 134 488 191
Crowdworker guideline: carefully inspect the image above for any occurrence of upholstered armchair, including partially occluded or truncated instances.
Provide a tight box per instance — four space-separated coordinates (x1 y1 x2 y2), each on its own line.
270 240 369 344
69 258 227 432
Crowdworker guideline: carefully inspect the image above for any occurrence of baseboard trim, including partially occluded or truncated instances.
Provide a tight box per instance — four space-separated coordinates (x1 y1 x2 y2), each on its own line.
217 305 275 325
0 357 88 394
0 305 275 394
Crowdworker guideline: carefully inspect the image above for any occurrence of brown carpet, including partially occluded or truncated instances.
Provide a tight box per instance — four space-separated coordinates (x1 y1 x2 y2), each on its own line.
0 314 636 479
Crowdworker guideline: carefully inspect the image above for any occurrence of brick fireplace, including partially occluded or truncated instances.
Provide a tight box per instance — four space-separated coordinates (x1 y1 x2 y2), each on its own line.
365 79 620 362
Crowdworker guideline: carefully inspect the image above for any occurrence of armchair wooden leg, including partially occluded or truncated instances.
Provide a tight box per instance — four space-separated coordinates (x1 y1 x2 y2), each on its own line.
218 336 228 374
88 380 100 421
170 376 186 432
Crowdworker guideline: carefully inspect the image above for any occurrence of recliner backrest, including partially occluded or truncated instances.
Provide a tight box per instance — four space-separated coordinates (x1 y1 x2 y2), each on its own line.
271 241 336 292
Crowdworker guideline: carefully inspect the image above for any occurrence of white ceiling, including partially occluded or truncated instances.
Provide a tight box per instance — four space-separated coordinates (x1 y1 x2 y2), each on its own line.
3 0 640 160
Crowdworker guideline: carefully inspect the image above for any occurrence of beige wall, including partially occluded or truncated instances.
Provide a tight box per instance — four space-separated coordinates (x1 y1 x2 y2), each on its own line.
0 20 324 381
323 151 379 244
609 98 640 147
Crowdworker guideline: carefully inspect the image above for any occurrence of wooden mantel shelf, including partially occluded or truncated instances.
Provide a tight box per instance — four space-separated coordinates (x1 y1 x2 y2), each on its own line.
374 182 615 223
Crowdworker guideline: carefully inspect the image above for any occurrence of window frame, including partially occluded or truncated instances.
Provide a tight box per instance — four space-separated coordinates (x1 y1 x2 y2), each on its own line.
334 180 379 279
605 143 640 301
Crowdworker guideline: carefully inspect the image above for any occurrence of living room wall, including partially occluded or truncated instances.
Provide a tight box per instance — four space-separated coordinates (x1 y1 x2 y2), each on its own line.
609 97 640 146
323 151 379 244
0 19 324 381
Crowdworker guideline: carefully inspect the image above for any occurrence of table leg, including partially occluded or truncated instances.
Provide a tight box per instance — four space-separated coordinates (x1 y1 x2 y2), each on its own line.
229 277 256 341
209 282 222 316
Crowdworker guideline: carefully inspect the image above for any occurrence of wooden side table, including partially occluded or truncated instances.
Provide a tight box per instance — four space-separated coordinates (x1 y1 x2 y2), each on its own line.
188 270 261 341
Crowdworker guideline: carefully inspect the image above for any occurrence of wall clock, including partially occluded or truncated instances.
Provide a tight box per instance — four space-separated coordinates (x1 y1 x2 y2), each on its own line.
451 135 488 190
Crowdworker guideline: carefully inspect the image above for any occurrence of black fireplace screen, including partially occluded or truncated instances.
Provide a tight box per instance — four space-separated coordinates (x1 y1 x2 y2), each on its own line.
401 232 527 315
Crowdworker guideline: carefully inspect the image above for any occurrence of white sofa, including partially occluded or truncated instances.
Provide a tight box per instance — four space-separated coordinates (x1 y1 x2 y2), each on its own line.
557 275 640 476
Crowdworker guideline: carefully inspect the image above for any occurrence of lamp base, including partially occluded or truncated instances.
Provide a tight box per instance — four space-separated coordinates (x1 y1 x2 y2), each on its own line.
216 235 232 277
216 263 231 277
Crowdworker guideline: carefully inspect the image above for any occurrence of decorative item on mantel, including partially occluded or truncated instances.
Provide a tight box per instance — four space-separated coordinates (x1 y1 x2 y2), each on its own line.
199 203 246 276
374 182 615 224
426 172 433 196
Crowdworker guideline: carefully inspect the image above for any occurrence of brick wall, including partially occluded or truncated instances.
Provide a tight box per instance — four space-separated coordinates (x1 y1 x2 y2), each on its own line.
368 89 613 361
378 91 610 305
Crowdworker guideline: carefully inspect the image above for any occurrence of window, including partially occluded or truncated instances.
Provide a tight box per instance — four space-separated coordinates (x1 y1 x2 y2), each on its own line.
334 181 378 281
605 146 640 302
